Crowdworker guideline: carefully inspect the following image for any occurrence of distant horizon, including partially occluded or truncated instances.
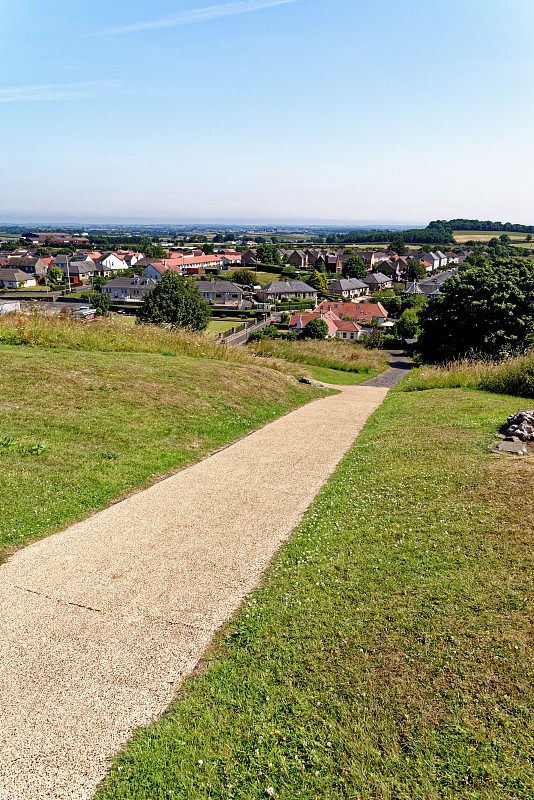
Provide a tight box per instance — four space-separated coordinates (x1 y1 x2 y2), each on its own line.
0 216 427 230
2 1 532 224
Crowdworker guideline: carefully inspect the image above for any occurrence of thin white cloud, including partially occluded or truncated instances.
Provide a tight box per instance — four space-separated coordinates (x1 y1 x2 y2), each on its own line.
99 0 300 35
0 81 123 103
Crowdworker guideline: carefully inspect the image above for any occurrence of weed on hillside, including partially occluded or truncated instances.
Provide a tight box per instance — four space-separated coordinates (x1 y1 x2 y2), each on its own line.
401 353 534 398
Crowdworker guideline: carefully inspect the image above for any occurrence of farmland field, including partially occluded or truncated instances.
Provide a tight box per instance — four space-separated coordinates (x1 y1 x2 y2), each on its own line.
453 230 532 245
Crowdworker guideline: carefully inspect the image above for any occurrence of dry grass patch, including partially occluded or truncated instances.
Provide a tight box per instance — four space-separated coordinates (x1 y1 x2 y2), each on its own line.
250 337 388 376
0 313 303 376
401 354 534 398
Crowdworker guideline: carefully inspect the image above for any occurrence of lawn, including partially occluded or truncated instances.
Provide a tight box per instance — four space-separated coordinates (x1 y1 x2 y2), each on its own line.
97 386 534 800
305 365 380 385
206 316 254 337
252 271 281 285
0 345 326 559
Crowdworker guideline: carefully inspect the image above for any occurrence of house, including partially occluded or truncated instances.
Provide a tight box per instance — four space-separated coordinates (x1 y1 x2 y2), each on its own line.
376 259 404 281
402 281 440 298
364 272 394 290
289 310 363 340
143 254 224 281
314 299 388 325
328 278 369 300
0 269 37 288
417 252 443 271
97 252 126 273
102 276 157 301
61 260 96 285
445 251 460 264
255 281 317 304
196 280 246 308
287 250 309 269
219 250 242 266
5 256 47 277
325 252 343 273
241 249 258 266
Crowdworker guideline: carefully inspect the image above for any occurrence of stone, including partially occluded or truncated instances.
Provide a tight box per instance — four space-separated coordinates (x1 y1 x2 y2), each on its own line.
503 410 534 442
299 377 326 387
496 440 528 455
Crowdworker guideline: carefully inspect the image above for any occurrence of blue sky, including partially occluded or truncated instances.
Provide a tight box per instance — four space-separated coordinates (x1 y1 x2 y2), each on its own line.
1 0 533 224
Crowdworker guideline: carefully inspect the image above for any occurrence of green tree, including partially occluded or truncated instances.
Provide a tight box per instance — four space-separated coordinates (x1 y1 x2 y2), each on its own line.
202 242 215 255
302 317 328 339
230 269 256 286
389 238 407 255
309 270 329 293
397 307 420 339
91 290 110 314
404 259 426 281
256 244 280 265
418 258 534 362
91 275 107 290
343 257 367 280
138 272 210 330
47 266 63 283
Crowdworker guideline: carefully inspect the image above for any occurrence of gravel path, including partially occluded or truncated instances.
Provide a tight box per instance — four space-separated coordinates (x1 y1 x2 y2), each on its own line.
0 381 393 800
363 352 412 388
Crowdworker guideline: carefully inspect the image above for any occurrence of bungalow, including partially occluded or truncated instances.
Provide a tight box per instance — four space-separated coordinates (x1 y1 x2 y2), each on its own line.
364 272 394 290
314 299 388 326
219 250 242 266
328 278 369 300
5 256 48 277
62 260 97 284
143 255 224 281
196 280 245 308
289 310 363 340
0 269 37 288
255 280 317 304
102 276 157 301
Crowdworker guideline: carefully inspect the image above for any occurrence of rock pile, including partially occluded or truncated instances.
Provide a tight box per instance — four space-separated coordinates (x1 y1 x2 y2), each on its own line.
504 410 534 441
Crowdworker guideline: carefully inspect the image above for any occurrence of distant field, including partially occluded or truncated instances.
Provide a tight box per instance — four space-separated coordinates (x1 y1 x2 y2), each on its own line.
453 230 531 244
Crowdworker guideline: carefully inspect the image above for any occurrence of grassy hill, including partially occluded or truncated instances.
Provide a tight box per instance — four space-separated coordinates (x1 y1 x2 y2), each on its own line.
96 380 534 800
0 316 328 559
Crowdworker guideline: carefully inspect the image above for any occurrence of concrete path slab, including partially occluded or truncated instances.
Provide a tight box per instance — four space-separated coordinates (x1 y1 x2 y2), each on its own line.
0 382 389 800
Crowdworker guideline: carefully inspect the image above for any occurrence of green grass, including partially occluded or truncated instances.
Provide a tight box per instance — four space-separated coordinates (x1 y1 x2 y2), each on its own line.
96 387 534 800
306 365 381 385
206 317 254 336
252 271 281 285
0 345 326 559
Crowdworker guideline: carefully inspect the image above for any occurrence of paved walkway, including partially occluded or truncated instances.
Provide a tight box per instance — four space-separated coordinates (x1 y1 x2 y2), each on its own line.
0 378 396 800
